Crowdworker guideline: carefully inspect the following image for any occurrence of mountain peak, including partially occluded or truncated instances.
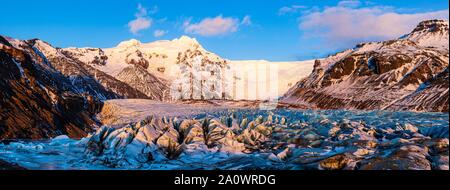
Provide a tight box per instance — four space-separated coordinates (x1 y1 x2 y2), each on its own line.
412 19 449 34
403 19 449 49
117 39 141 48
174 35 199 45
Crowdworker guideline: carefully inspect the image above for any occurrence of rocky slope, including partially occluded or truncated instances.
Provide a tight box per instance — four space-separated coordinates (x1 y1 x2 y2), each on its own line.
0 36 102 139
388 67 449 111
282 20 449 112
28 39 150 100
115 65 169 100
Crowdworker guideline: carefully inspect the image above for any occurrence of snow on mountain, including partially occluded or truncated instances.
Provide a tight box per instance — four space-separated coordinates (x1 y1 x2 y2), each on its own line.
228 60 315 98
402 19 449 50
115 65 169 100
116 38 142 48
2 34 315 104
62 36 227 101
29 39 149 100
0 36 103 139
65 36 225 79
387 67 449 112
63 36 315 100
282 20 449 112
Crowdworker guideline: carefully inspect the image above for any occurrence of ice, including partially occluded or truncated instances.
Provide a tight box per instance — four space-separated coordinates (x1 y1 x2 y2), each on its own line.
0 109 448 170
228 60 315 97
12 59 25 77
52 135 70 140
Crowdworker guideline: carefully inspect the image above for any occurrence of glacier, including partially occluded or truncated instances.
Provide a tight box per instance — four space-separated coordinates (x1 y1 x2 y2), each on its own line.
0 109 448 170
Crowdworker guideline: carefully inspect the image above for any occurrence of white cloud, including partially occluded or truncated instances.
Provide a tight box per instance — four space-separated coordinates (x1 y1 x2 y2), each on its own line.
337 0 361 8
128 3 153 35
129 18 152 35
182 17 193 28
241 15 252 26
153 30 167 37
135 3 147 17
184 15 242 37
278 5 307 15
299 2 449 49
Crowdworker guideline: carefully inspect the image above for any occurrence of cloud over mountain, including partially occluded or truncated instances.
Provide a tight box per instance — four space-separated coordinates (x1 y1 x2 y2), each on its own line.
153 29 167 37
183 15 251 37
128 4 153 35
298 1 449 49
278 5 307 15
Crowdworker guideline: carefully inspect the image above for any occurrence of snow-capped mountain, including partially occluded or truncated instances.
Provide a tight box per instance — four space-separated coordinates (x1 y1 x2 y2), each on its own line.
62 36 227 101
63 36 226 80
27 40 151 100
401 19 449 50
1 32 314 114
63 36 314 100
282 20 449 112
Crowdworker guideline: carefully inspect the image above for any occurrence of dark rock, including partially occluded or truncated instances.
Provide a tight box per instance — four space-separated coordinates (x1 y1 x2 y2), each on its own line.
0 159 26 170
358 145 432 170
319 153 357 170
0 39 102 139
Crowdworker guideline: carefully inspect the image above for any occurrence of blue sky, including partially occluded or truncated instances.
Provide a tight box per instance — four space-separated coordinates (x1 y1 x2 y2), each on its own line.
1 0 448 61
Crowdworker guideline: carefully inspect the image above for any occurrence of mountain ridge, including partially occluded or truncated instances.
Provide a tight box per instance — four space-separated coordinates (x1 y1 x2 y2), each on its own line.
282 19 449 112
0 36 102 139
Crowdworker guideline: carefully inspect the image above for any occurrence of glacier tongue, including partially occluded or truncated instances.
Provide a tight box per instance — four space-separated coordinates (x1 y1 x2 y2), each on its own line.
0 109 448 170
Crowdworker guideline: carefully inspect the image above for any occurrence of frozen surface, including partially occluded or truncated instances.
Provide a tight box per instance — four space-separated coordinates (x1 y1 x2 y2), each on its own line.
0 108 448 170
228 60 315 98
96 99 243 126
